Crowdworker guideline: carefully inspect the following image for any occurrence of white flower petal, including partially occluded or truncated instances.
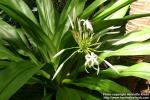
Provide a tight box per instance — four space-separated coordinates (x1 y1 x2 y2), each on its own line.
53 49 65 59
85 67 90 73
85 60 89 66
97 65 100 75
68 15 74 29
104 60 119 74
80 19 93 31
80 19 86 22
84 20 93 31
85 53 91 58
93 66 98 70
94 59 99 65
52 62 65 80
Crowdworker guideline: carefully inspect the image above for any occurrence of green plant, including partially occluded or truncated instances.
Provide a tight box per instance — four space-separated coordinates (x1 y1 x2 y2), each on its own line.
0 0 150 100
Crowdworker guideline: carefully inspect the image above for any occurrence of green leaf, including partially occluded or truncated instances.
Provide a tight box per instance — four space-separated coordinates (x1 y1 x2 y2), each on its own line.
93 13 150 32
110 42 150 56
76 0 87 16
81 0 107 19
75 89 100 100
56 87 80 100
36 0 55 36
58 0 79 29
0 61 11 70
66 77 130 93
100 62 150 80
53 0 79 47
120 63 150 80
0 0 37 24
0 61 43 100
0 19 41 63
0 0 56 57
113 26 150 45
0 20 29 50
0 20 18 39
99 42 150 61
0 44 20 61
93 0 136 21
42 94 53 100
108 5 129 19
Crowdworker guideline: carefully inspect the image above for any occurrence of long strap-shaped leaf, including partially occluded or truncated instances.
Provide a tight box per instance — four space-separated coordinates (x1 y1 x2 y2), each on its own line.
54 0 87 51
93 13 150 32
119 63 150 80
108 5 130 19
0 61 43 100
0 0 56 58
64 77 130 93
112 42 150 56
0 0 37 24
99 42 150 58
113 26 150 45
76 0 87 17
36 0 56 37
56 87 80 100
92 0 136 21
58 0 79 30
0 19 45 63
81 0 107 19
0 44 20 61
57 87 101 100
100 62 150 80
53 0 79 48
0 20 29 50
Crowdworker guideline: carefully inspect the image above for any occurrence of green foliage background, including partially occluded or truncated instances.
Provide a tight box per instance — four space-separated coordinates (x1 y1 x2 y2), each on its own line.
0 0 150 100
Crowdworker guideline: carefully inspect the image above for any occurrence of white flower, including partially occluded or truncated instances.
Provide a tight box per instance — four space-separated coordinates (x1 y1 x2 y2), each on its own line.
85 52 98 67
85 52 100 75
84 52 119 75
80 19 93 31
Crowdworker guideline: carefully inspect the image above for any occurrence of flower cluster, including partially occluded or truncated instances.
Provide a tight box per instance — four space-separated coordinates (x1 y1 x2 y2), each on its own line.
69 18 101 74
52 17 119 80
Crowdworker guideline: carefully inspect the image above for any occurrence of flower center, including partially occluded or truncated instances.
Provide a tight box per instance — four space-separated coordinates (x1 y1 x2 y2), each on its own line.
79 39 91 52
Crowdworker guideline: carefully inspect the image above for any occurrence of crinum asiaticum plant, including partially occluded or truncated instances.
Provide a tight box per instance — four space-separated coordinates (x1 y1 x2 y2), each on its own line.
0 0 150 100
